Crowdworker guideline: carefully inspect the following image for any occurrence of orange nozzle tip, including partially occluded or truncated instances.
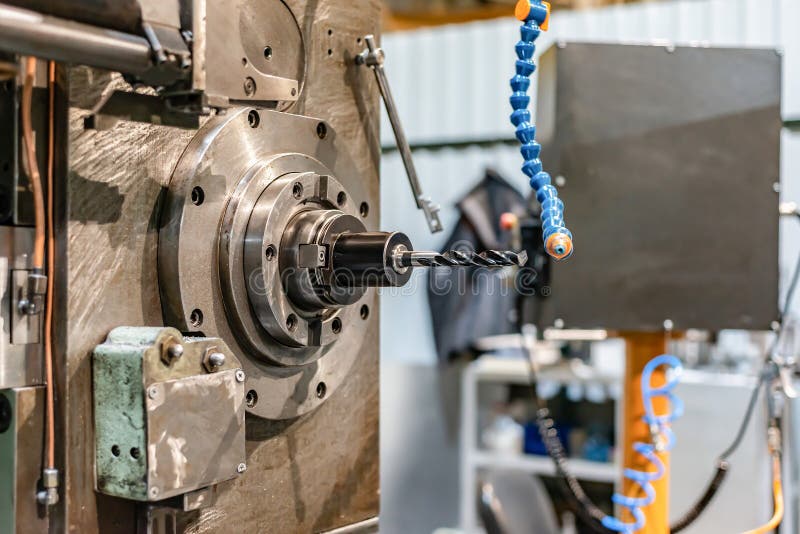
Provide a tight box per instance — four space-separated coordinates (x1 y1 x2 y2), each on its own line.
515 0 532 21
500 212 519 231
541 1 551 31
546 233 573 260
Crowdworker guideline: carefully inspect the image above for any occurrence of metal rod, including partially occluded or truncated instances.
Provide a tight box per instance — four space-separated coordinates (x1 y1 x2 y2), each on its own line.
0 3 153 76
359 35 443 234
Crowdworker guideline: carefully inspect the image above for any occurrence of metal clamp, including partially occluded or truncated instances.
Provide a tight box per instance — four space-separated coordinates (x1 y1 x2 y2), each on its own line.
356 35 443 234
18 272 47 316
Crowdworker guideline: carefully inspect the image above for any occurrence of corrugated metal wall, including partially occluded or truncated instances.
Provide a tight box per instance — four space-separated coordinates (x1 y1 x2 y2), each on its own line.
380 0 800 365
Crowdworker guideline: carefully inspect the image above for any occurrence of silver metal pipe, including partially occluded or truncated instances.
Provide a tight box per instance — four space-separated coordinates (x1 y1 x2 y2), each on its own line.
0 3 152 75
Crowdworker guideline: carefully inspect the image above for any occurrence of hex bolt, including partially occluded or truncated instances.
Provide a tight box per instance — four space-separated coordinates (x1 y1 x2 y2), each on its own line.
237 463 247 474
168 344 184 360
235 369 246 383
161 337 185 367
209 352 226 368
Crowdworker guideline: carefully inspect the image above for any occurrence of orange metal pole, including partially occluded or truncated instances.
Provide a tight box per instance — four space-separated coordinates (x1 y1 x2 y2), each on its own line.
621 332 670 534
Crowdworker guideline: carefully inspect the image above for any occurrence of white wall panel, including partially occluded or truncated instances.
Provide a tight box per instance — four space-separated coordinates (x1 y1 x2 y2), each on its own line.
380 0 794 150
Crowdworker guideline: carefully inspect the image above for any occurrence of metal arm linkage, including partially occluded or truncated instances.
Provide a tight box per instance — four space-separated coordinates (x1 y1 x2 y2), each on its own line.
357 35 443 234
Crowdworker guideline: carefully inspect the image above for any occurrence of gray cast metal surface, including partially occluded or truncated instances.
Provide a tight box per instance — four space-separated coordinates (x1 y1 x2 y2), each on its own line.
58 0 382 532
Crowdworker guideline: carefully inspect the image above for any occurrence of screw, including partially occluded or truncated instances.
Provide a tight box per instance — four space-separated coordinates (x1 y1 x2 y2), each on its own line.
148 386 158 400
149 487 159 498
555 175 567 187
237 463 247 474
209 352 226 368
554 318 565 329
243 77 257 96
663 319 674 331
168 344 184 360
235 369 246 383
771 320 781 332
773 182 781 193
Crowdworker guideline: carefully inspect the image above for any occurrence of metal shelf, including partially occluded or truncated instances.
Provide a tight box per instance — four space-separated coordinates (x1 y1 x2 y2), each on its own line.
472 450 618 483
460 356 622 532
470 356 621 386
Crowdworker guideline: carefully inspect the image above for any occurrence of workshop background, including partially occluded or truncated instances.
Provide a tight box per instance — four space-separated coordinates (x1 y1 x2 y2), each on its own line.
378 0 800 533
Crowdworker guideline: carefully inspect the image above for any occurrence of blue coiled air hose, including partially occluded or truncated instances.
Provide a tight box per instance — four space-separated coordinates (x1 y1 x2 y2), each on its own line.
603 355 684 533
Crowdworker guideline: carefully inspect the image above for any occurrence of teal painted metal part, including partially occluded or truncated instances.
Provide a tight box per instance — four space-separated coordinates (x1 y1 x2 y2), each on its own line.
0 390 17 534
93 327 246 503
93 328 162 501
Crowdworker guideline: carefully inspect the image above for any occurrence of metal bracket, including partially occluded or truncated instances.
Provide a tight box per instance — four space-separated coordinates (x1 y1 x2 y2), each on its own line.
356 35 443 234
83 91 201 130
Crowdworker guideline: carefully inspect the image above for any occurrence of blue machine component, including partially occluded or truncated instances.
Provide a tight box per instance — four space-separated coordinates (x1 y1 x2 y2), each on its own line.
511 1 573 260
602 355 684 533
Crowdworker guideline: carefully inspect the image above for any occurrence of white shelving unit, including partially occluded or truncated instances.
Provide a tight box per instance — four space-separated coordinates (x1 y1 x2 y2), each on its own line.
472 451 618 483
459 356 622 533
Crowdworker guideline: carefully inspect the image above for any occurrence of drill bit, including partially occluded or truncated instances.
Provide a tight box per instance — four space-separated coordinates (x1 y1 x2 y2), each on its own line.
395 249 528 269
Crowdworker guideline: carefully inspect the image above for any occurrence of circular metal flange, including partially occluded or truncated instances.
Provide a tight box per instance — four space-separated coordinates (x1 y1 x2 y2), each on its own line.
224 170 363 366
159 108 374 420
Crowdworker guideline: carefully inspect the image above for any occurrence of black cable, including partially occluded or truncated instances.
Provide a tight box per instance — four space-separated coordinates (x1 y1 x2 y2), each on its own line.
720 377 765 461
658 243 800 531
525 361 614 534
781 245 800 322
669 377 765 532
669 461 729 533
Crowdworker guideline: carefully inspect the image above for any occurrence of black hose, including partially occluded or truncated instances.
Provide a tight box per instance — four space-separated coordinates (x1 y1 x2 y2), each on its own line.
527 359 733 534
669 461 730 533
527 381 614 533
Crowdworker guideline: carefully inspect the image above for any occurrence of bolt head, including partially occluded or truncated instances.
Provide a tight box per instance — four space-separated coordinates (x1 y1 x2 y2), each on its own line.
148 386 158 400
237 463 247 474
663 319 674 331
209 352 226 368
168 344 184 359
235 369 246 383
149 487 160 498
